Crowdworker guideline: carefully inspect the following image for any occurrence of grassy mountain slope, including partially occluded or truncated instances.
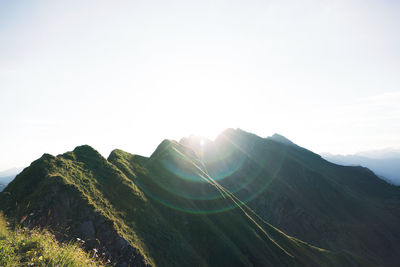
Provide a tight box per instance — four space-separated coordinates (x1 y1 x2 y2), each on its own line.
0 212 106 266
0 146 150 266
109 140 365 267
0 141 366 266
182 128 400 267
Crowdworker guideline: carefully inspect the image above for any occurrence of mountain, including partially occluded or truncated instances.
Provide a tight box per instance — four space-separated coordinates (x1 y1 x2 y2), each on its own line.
356 148 400 159
0 141 366 266
182 129 400 267
322 153 400 185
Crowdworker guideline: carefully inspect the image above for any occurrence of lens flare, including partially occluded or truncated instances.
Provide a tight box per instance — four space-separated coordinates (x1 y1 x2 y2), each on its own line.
134 135 288 214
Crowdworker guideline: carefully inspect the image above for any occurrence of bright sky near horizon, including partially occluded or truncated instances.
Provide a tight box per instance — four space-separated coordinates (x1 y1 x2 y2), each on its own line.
1 0 400 170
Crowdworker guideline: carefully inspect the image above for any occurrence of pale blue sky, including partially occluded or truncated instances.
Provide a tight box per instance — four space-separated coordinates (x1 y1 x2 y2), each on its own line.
1 0 400 170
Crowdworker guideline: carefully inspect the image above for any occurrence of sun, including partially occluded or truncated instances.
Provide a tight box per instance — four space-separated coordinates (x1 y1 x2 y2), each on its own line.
200 139 205 147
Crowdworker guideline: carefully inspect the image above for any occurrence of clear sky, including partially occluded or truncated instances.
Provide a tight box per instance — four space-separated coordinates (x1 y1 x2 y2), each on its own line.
1 0 399 170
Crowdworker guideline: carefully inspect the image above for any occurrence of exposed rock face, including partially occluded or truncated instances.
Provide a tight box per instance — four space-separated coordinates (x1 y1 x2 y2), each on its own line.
13 178 149 266
0 151 149 267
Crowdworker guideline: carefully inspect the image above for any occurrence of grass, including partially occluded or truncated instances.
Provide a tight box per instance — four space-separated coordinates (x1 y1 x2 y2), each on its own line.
0 213 107 267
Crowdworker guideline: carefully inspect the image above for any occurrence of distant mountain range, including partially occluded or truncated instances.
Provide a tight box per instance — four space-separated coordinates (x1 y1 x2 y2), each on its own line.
1 129 399 266
0 167 23 192
322 150 400 185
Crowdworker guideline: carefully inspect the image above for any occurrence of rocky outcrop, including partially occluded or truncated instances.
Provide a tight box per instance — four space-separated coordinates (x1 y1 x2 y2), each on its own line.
2 175 149 267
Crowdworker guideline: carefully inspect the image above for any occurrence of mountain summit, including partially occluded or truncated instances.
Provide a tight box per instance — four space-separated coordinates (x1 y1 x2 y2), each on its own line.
268 133 296 146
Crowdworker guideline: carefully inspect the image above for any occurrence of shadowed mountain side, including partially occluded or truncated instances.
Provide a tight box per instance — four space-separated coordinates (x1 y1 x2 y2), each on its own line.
181 129 400 267
108 142 366 267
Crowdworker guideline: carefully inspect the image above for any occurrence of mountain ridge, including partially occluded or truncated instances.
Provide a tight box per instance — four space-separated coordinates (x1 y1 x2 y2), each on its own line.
181 129 400 267
1 129 398 266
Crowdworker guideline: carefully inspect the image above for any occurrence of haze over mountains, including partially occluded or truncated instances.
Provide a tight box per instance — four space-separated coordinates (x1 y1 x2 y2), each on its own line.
1 129 399 266
322 150 400 185
0 167 23 192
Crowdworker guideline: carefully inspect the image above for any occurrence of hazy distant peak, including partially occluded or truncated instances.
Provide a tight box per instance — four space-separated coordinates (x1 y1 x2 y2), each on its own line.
355 148 400 159
0 167 24 177
179 135 213 153
268 133 295 146
322 148 400 159
219 128 237 135
180 135 212 145
151 139 198 160
216 128 258 142
322 152 400 185
213 128 235 142
217 128 247 137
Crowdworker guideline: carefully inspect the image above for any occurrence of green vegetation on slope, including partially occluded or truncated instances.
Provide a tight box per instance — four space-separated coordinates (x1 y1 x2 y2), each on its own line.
0 146 151 266
0 213 106 267
0 140 371 266
108 141 366 267
183 128 400 267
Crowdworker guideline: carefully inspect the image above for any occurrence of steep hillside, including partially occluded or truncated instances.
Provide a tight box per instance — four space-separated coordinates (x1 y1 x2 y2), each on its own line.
0 142 365 266
182 129 400 267
0 146 150 266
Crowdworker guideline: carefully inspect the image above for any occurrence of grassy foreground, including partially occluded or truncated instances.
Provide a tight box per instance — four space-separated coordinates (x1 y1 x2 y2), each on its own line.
0 213 106 267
